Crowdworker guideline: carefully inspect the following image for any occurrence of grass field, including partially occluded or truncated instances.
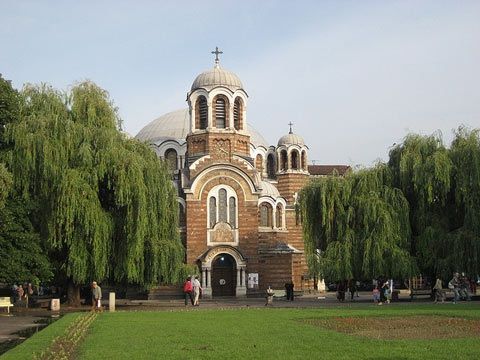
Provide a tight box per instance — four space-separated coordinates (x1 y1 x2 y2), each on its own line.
3 304 480 359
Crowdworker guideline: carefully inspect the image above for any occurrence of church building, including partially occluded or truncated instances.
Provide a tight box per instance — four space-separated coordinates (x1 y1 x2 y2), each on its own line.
135 49 349 297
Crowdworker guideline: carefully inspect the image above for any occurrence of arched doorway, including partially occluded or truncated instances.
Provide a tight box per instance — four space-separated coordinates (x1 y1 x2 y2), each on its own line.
212 254 236 296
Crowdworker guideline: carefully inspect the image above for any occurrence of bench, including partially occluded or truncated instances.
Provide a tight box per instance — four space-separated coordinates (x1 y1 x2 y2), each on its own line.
410 288 432 300
0 296 13 313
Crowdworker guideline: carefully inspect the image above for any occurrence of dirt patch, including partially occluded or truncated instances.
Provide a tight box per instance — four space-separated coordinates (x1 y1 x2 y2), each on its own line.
302 315 480 340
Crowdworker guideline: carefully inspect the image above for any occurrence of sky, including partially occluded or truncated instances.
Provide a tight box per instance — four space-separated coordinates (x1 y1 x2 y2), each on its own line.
1 0 479 166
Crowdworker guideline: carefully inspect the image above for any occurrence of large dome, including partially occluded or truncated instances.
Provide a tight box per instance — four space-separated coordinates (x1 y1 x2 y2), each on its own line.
191 66 244 92
135 108 268 148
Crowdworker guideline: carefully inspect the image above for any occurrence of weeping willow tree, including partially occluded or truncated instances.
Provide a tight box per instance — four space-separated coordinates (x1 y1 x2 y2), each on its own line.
386 129 480 279
449 128 480 276
0 74 52 285
300 165 415 281
7 81 184 304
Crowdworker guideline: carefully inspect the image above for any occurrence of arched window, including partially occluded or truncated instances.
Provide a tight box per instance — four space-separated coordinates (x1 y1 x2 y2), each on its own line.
229 197 236 228
207 186 238 229
215 97 226 128
260 203 273 228
276 204 283 228
301 150 307 170
234 97 243 130
196 96 208 130
179 202 186 227
267 154 276 179
218 188 227 222
280 150 288 171
209 197 217 228
291 150 299 170
165 148 177 171
255 154 263 173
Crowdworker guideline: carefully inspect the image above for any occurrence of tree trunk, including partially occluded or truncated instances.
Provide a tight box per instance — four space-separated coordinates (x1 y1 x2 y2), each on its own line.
67 279 81 306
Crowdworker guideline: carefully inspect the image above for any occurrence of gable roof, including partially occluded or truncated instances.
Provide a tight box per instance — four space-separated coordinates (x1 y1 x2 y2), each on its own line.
308 165 351 176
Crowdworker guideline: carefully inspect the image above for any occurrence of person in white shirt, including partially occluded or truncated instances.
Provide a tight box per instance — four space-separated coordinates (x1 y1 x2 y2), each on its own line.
192 276 202 306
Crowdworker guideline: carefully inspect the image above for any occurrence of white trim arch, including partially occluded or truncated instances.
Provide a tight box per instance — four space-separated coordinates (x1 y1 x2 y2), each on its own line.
258 197 287 230
191 164 259 200
153 140 187 171
207 184 238 230
198 245 248 298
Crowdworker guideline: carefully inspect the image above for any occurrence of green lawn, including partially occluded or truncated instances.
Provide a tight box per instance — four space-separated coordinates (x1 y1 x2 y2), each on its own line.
4 305 480 359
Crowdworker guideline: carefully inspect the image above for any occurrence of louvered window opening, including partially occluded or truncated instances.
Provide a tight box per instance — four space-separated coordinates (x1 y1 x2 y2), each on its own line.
215 98 226 128
199 98 208 129
234 99 241 130
267 155 276 179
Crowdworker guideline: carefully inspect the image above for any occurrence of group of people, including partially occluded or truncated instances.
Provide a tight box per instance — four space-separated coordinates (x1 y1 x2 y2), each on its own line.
11 283 34 305
183 276 202 306
336 280 361 302
372 279 393 305
434 273 474 303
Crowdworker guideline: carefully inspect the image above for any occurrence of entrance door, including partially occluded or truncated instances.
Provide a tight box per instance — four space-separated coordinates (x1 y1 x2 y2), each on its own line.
212 254 236 297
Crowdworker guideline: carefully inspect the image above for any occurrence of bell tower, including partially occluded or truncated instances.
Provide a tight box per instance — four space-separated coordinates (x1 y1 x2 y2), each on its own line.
186 48 250 162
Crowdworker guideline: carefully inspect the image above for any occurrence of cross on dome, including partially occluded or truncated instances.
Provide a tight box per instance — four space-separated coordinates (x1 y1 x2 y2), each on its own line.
288 122 294 134
211 46 223 67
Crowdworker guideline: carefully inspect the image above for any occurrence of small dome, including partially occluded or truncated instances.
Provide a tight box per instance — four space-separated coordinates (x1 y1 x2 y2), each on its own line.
191 66 243 92
259 181 280 198
277 133 305 147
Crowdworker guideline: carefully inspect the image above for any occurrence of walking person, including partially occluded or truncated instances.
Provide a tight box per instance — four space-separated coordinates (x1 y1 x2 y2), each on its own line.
433 276 445 303
448 273 461 304
285 281 294 301
192 275 202 306
349 280 356 301
91 281 102 312
183 277 194 306
373 286 380 304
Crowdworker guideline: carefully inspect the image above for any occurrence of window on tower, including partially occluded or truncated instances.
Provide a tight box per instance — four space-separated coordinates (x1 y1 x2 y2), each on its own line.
267 154 276 179
234 97 243 130
301 150 307 170
280 150 288 171
196 96 208 130
291 150 299 170
215 97 227 128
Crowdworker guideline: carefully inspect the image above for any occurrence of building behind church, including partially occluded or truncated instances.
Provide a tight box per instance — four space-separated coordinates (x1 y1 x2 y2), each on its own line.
135 54 349 297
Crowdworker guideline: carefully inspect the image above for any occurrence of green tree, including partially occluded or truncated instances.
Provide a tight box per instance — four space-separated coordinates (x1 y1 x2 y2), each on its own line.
0 75 52 285
0 197 53 284
300 165 415 281
387 130 480 280
7 81 184 304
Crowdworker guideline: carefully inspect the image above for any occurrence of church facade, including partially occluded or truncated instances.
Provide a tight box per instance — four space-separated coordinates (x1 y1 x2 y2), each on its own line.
135 53 349 297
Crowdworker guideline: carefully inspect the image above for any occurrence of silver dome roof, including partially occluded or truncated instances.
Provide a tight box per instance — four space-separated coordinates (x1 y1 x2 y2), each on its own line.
135 109 189 143
277 132 305 147
135 108 268 148
259 181 280 198
191 66 244 92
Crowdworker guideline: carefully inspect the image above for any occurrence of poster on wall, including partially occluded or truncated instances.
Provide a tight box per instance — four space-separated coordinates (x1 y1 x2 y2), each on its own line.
248 273 259 289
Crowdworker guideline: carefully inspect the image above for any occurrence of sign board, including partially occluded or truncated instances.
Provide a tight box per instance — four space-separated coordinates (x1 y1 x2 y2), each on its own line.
248 273 259 289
